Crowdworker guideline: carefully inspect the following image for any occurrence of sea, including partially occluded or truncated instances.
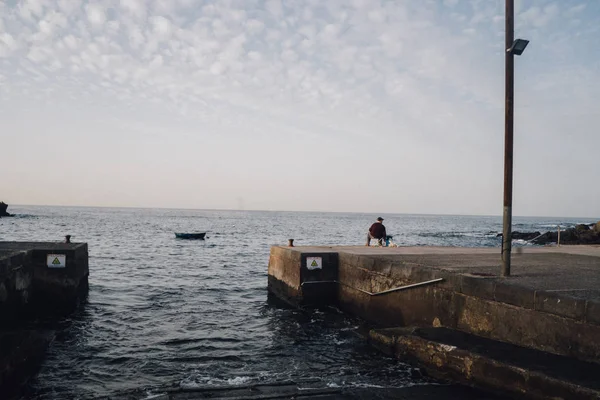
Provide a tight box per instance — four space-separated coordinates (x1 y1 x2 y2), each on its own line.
1 205 596 399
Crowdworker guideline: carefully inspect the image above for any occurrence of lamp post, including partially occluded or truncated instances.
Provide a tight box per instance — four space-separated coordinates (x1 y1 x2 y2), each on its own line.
502 0 529 277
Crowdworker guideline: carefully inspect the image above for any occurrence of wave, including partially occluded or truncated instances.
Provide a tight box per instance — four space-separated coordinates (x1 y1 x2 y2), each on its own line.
418 231 494 239
6 214 39 219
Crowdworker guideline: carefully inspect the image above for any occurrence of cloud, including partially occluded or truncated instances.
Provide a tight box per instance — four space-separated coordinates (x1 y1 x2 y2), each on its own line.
245 19 265 35
265 0 283 18
120 0 147 19
149 16 172 38
0 33 20 57
86 4 107 27
1 0 600 216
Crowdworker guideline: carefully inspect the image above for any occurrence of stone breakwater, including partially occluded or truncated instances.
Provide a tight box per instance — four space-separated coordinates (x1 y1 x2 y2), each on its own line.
0 241 89 398
268 245 600 399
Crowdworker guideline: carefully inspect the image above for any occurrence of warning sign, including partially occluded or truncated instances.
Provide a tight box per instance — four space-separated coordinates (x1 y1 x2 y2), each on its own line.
47 254 66 268
306 257 322 270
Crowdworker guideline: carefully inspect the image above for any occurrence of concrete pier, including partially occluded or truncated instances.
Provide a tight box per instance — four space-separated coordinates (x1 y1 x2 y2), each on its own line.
268 245 600 399
0 241 89 316
0 241 89 397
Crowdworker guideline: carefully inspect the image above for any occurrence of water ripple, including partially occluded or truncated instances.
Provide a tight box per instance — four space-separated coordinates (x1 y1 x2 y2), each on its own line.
0 206 574 398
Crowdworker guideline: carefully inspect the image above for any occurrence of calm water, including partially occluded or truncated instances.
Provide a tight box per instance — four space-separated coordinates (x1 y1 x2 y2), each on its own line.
1 206 594 399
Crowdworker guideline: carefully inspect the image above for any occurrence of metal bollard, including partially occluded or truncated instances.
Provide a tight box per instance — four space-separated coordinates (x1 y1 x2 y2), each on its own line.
288 239 294 247
65 235 72 243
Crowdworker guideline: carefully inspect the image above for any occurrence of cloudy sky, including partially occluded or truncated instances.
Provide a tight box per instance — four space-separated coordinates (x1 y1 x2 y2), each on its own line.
1 0 598 217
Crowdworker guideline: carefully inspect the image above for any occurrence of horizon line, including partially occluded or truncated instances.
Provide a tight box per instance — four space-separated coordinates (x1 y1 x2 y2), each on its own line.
5 203 600 221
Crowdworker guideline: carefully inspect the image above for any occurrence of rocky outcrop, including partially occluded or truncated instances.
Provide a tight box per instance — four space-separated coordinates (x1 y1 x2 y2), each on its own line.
531 222 600 245
0 202 12 217
496 223 600 245
496 231 541 241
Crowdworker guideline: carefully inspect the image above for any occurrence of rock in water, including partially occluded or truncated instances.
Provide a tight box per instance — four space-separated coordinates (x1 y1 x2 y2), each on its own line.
496 231 541 241
575 224 590 232
0 202 12 217
512 231 542 241
531 224 600 245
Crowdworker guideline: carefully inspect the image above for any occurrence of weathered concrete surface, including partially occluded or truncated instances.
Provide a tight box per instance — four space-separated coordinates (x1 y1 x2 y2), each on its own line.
368 326 600 400
267 247 338 306
0 241 89 397
0 250 33 320
0 241 89 312
268 245 600 363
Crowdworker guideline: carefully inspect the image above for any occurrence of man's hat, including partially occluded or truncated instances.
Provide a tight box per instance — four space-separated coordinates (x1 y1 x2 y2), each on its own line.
377 217 384 221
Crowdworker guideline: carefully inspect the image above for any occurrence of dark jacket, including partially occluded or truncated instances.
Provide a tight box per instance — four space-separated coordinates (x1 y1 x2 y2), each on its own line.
369 222 386 239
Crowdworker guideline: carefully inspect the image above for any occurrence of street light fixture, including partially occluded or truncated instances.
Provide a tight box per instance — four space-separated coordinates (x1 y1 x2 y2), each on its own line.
501 0 529 277
507 39 530 56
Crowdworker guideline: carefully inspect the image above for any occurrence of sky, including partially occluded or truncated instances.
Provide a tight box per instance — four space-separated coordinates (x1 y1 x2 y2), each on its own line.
1 0 599 217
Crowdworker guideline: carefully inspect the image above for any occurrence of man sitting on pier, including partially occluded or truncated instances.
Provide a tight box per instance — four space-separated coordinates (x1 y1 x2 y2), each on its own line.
366 217 387 246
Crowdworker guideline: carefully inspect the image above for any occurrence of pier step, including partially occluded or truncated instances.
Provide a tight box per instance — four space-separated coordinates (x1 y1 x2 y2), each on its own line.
368 326 600 400
98 381 505 399
163 383 342 399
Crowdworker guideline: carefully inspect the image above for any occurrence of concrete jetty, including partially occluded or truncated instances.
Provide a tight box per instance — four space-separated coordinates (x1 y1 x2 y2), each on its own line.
268 245 600 399
0 241 89 397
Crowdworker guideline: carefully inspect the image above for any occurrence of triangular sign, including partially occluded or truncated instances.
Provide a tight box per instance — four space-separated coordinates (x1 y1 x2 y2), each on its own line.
52 257 61 265
311 260 318 267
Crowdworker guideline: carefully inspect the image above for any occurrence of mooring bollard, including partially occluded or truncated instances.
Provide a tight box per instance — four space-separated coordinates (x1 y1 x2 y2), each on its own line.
288 239 294 247
64 235 72 243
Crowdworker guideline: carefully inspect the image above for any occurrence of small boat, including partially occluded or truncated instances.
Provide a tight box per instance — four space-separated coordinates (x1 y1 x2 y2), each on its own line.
175 232 206 240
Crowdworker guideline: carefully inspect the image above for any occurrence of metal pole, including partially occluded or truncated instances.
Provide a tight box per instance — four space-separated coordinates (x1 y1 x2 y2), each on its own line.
501 0 514 277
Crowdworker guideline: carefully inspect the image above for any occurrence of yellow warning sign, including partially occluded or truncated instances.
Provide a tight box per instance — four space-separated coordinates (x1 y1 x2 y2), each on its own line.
47 254 66 268
306 257 322 270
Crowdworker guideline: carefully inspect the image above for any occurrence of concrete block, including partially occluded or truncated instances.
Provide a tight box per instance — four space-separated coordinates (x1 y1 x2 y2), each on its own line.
338 253 361 269
267 245 600 364
268 251 300 290
460 275 496 301
0 283 6 302
494 282 535 309
371 258 394 275
1 242 89 318
356 254 375 270
337 283 372 319
535 291 586 320
371 327 600 400
456 294 600 362
387 261 414 281
431 289 460 328
14 267 31 291
300 252 338 283
433 270 462 292
30 245 89 306
267 275 301 306
408 265 438 284
370 272 405 294
338 264 373 294
585 300 600 325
